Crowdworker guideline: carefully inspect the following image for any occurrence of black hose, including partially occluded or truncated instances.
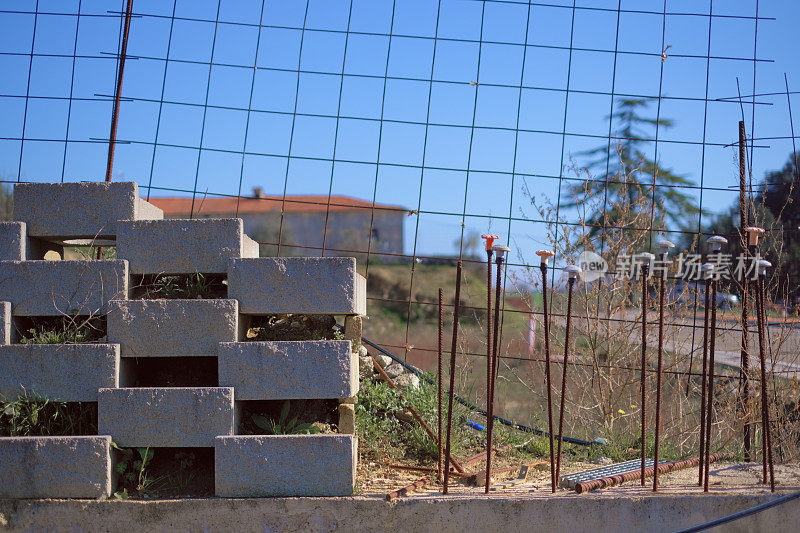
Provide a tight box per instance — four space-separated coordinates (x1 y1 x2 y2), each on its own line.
675 489 800 533
359 335 593 446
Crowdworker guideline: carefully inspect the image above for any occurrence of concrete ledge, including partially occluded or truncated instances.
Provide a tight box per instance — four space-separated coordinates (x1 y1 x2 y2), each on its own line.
1 301 9 344
108 299 238 358
0 493 798 532
0 222 25 261
0 344 119 401
0 260 128 316
218 340 357 400
0 436 112 499
117 218 258 274
227 257 366 315
13 182 162 238
97 387 234 447
215 435 357 497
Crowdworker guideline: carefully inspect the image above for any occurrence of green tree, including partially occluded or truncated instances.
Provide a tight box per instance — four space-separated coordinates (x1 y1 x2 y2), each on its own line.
563 98 701 235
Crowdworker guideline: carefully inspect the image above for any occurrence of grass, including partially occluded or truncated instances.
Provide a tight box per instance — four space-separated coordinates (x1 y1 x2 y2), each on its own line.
134 273 226 299
18 315 105 344
0 391 97 436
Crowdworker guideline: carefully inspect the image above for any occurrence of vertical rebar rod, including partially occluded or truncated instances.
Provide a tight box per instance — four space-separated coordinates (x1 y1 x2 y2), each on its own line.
437 287 444 483
640 264 649 485
541 262 556 493
704 276 719 492
485 249 493 478
105 0 134 182
738 120 752 462
756 273 775 491
698 276 711 486
555 276 575 486
443 260 463 494
485 255 504 493
653 256 667 492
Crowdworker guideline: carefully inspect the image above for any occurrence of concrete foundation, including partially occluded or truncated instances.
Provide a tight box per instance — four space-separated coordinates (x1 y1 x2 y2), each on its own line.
97 387 235 447
0 343 119 401
117 218 258 274
218 340 358 400
214 435 357 497
0 260 128 316
108 299 238 358
0 436 113 499
227 257 366 315
13 182 162 238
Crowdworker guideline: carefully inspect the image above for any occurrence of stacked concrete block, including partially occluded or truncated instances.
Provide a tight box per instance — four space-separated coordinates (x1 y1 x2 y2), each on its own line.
108 299 238 358
215 435 357 497
117 218 258 274
218 340 357 400
98 387 235 447
0 436 114 499
0 260 128 316
1 301 10 344
0 222 26 261
0 344 119 401
13 181 162 238
228 257 367 315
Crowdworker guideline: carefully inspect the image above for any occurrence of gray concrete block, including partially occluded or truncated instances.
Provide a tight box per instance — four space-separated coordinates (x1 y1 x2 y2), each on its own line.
227 257 366 315
108 299 238 358
98 387 234 447
218 341 358 400
0 344 119 401
214 435 356 497
0 436 113 499
1 301 10 344
0 222 25 260
0 260 128 316
117 218 258 274
13 181 162 238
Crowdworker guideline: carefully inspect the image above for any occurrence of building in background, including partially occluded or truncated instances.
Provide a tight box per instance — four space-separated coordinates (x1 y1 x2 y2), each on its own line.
149 187 406 259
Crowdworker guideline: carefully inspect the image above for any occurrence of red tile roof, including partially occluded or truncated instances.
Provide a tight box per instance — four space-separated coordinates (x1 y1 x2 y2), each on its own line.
149 195 407 216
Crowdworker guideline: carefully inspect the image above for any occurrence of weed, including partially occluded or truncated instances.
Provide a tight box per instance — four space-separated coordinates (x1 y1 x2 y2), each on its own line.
0 390 97 436
113 445 155 497
134 273 226 300
18 314 105 344
248 400 322 435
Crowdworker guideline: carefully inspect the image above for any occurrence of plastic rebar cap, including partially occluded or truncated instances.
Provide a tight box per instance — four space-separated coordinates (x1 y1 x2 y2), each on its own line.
491 243 511 260
758 259 772 275
656 239 675 251
535 250 555 265
744 226 765 247
481 233 500 251
701 263 714 278
639 252 656 264
564 264 582 279
707 235 728 252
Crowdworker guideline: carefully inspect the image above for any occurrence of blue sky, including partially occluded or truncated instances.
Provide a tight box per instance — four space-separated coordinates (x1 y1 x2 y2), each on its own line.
0 0 798 267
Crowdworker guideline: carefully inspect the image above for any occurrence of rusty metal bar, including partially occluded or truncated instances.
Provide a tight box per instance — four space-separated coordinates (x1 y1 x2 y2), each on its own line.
105 0 134 182
698 272 711 487
555 268 578 486
481 235 496 492
756 268 775 491
386 477 428 501
653 241 673 492
443 260 464 494
485 250 504 493
462 444 513 468
537 251 556 493
704 274 719 492
575 453 728 494
438 287 444 482
738 120 752 462
640 261 650 485
386 463 472 479
370 355 464 474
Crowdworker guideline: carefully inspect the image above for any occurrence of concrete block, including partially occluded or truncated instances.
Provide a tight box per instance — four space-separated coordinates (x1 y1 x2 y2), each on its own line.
0 260 128 316
108 299 238 358
0 222 25 260
214 435 356 497
1 301 9 344
13 181 163 238
343 315 362 347
218 341 358 400
98 387 234 447
0 344 119 401
117 218 258 274
338 404 355 434
227 257 366 315
0 436 113 499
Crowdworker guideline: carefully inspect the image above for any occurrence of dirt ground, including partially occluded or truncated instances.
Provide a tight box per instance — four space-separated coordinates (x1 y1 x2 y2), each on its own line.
360 456 800 499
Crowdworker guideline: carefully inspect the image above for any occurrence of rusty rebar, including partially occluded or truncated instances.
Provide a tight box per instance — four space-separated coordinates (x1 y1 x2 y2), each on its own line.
438 287 444 482
555 275 575 486
698 276 711 487
386 463 472 479
484 248 493 489
540 262 556 493
640 263 649 486
462 444 514 468
105 0 134 182
738 120 752 462
370 355 464 474
485 253 504 493
386 477 429 501
704 276 719 492
653 256 667 492
443 260 463 494
756 272 775 491
575 453 728 494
